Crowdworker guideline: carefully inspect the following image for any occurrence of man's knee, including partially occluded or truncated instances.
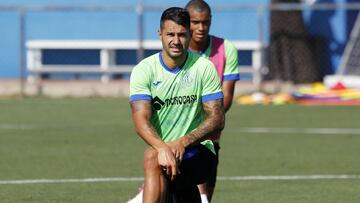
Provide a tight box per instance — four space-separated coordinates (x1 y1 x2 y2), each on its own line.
143 148 159 171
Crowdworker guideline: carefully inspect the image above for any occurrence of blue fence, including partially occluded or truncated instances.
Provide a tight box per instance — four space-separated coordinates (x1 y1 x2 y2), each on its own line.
0 0 358 79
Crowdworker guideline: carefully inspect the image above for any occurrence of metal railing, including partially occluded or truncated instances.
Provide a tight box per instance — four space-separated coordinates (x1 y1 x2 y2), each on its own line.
1 2 360 95
26 39 264 84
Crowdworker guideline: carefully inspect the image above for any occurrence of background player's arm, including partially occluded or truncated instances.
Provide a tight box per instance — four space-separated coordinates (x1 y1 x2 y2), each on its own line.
222 80 236 112
179 99 225 149
222 40 239 112
130 100 178 179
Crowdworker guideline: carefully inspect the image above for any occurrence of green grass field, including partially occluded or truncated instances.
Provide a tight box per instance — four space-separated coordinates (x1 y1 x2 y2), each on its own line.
1 97 360 203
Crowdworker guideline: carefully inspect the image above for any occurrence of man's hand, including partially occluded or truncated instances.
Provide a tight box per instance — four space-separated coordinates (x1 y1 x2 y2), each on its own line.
156 144 178 181
167 139 186 164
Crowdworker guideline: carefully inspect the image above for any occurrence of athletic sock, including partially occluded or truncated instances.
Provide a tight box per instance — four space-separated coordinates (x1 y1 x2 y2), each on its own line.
126 190 143 203
200 194 209 203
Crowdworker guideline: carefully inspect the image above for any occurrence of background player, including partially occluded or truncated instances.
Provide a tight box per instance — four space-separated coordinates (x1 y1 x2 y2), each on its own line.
185 0 240 202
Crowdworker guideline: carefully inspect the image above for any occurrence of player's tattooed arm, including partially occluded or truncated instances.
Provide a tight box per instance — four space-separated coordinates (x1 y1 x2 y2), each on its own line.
130 100 178 177
130 100 165 148
180 99 225 149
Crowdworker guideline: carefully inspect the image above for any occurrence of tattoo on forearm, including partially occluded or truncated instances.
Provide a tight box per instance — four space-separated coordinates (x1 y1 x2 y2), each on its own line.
144 120 161 138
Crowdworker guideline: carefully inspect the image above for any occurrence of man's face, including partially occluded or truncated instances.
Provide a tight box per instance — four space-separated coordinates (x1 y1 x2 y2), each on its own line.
159 20 190 59
188 8 211 44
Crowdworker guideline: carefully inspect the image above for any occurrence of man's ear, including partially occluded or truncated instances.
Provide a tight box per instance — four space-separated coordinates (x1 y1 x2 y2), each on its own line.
158 29 162 38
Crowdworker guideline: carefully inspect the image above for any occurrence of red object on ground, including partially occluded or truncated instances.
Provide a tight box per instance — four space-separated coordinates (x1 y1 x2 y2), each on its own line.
331 81 347 90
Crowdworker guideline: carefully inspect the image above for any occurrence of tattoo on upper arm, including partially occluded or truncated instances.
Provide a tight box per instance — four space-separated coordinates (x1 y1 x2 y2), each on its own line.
185 99 225 147
130 100 152 114
203 99 224 118
203 99 225 132
130 100 154 130
130 100 162 144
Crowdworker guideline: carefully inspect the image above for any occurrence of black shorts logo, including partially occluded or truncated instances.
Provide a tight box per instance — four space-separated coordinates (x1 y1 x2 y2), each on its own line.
152 96 165 111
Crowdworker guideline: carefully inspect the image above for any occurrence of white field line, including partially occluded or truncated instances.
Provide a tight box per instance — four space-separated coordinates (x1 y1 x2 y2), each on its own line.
235 127 360 135
217 175 360 181
1 175 360 185
0 177 144 185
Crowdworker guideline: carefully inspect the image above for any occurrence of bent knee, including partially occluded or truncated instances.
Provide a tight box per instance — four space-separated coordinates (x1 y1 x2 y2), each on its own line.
143 148 159 169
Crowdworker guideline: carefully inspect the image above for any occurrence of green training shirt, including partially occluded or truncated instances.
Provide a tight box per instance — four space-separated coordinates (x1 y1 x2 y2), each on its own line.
129 51 224 154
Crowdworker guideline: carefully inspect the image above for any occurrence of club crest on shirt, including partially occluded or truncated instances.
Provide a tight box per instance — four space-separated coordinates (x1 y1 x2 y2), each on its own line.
179 72 193 88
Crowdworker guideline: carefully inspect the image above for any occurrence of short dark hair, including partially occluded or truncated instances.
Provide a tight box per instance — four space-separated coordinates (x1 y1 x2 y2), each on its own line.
185 0 212 16
160 7 190 30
